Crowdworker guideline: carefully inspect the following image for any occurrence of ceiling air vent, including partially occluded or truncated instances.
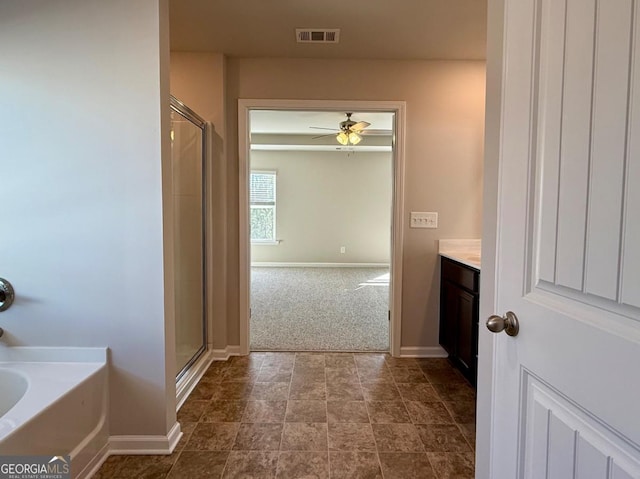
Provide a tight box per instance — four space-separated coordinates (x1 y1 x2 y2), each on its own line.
296 28 340 44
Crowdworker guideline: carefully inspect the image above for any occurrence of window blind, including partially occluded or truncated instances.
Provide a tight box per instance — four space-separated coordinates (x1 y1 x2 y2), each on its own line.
250 172 276 205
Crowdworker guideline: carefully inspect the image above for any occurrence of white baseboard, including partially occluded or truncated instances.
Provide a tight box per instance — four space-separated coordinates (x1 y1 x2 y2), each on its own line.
399 346 448 358
176 350 213 410
76 441 110 479
210 345 242 360
108 421 182 455
81 423 182 478
251 262 389 268
167 422 183 453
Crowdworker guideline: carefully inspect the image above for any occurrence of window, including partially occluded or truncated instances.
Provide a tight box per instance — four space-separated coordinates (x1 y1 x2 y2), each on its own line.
250 171 276 242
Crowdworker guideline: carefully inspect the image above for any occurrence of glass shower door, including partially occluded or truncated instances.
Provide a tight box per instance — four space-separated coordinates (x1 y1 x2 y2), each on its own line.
170 97 206 379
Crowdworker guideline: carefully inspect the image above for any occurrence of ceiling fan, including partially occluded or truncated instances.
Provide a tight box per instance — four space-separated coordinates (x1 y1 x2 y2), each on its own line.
310 112 371 145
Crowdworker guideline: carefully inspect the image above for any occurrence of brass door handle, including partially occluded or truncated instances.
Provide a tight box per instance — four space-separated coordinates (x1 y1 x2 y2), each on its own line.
486 311 519 337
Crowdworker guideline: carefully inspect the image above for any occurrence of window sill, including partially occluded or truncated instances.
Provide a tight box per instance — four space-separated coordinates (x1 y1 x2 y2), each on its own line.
251 240 281 246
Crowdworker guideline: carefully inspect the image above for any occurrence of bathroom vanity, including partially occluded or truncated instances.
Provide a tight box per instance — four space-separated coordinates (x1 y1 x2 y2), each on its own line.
438 240 481 387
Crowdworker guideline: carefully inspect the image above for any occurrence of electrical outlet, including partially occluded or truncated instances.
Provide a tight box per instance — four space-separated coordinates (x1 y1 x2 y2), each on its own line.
340 246 346 254
410 212 438 229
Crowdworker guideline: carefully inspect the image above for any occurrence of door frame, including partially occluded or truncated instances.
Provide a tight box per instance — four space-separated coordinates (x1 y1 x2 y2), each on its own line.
476 0 526 476
238 99 407 357
475 0 505 476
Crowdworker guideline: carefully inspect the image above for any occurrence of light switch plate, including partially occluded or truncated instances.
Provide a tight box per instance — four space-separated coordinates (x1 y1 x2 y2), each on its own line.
410 211 438 228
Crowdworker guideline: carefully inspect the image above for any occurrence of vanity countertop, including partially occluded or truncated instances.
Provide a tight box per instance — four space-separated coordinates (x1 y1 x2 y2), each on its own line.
438 239 481 270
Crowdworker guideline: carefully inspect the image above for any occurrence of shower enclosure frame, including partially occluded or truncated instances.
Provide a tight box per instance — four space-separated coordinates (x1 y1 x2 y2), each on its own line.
170 95 208 381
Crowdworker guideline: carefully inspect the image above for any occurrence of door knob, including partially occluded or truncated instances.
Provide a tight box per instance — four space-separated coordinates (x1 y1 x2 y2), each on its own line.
486 311 519 337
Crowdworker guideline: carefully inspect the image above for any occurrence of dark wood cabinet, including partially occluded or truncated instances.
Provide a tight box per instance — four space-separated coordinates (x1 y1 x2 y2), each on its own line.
439 256 479 386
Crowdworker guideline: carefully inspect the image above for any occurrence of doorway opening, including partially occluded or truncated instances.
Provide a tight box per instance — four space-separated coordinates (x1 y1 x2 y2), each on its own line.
238 100 407 356
249 110 393 350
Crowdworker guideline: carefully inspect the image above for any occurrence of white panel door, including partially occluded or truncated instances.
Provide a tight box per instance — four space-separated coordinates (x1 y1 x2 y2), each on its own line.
486 0 640 477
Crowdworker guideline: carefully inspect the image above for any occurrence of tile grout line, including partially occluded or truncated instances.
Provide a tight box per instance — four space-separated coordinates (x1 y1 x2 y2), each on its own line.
227 356 265 477
275 354 293 476
406 363 441 479
423 360 475 478
164 450 179 478
457 422 476 453
325 353 331 478
392 362 428 457
211 366 236 478
357 354 387 478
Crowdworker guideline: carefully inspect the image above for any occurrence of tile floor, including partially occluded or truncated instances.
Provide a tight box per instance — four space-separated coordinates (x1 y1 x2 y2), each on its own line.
94 353 476 478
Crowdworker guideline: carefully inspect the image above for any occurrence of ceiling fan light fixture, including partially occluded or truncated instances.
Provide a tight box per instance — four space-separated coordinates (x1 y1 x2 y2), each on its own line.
336 131 349 145
348 131 362 145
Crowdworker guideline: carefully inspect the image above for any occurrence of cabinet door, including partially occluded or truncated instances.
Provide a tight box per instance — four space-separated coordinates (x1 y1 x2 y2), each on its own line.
454 287 476 375
439 280 458 355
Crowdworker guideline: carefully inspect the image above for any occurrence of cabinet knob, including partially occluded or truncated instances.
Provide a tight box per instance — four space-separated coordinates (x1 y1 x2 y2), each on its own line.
486 311 519 337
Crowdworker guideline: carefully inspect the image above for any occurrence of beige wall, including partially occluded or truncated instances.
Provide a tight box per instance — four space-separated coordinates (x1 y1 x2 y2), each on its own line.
170 52 226 129
251 150 392 264
171 55 485 350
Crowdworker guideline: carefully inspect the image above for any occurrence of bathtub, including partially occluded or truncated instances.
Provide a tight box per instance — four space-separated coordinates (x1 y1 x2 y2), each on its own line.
0 347 108 479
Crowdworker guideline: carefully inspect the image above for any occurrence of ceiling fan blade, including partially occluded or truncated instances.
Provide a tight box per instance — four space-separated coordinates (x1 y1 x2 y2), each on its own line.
309 126 339 131
311 133 337 139
350 121 371 131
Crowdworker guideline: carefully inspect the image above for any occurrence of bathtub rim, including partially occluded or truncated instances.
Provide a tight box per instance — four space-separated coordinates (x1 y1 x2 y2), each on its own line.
0 347 108 443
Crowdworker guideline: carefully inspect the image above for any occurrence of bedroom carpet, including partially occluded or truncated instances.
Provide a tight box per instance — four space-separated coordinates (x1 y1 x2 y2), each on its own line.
250 267 389 351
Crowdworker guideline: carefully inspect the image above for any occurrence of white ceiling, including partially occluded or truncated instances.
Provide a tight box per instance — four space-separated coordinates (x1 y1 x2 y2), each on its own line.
169 0 487 61
250 110 394 135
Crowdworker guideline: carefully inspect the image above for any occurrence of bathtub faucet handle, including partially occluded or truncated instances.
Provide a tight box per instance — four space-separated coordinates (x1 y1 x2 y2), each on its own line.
0 278 15 312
